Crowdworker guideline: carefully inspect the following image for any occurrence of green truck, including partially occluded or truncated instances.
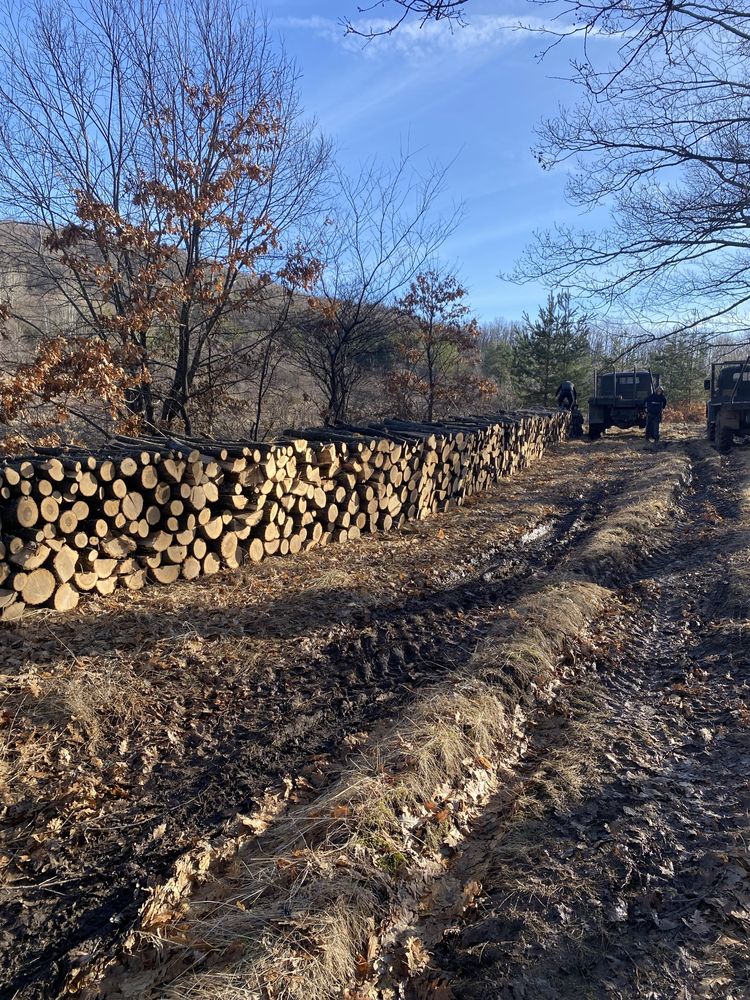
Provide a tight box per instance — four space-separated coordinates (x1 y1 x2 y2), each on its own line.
705 358 750 452
588 369 661 440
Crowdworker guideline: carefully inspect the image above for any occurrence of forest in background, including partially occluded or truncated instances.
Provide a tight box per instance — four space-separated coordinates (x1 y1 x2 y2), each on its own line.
0 0 747 454
1 234 738 451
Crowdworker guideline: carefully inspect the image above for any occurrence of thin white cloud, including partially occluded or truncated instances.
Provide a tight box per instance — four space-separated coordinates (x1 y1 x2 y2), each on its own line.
276 13 536 60
276 15 345 44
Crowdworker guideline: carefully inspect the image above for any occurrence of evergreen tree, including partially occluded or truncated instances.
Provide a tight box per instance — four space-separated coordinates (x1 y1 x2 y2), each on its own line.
512 292 591 406
648 330 712 407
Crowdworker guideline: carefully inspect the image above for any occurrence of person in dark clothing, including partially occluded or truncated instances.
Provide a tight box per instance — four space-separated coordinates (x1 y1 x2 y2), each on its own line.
644 385 668 441
569 405 584 438
555 379 577 410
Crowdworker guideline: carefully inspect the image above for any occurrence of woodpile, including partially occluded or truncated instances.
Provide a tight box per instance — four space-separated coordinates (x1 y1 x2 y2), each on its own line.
0 411 568 620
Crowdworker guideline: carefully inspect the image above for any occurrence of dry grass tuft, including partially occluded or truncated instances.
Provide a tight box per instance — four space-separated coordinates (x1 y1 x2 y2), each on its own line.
566 452 690 580
156 579 613 1000
664 402 705 424
38 658 145 749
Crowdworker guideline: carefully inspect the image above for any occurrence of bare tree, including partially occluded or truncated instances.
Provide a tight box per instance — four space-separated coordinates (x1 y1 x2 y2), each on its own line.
291 153 458 423
361 2 750 345
511 2 750 342
0 0 329 435
344 1 469 35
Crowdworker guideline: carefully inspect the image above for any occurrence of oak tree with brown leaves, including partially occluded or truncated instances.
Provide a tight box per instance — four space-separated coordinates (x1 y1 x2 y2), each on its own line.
0 0 328 444
390 266 493 420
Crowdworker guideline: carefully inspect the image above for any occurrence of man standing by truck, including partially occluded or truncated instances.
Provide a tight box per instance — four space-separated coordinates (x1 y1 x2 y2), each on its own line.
644 385 668 443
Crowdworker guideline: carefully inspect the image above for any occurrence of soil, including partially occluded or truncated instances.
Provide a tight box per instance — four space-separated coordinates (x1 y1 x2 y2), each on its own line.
1 425 749 999
395 435 750 1000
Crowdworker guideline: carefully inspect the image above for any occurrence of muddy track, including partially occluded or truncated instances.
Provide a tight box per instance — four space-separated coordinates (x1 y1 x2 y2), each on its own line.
6 434 708 1000
401 443 750 999
1 456 623 1000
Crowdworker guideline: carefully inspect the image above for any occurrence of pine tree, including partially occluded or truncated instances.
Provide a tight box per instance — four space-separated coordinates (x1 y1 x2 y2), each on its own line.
648 330 712 407
512 292 591 406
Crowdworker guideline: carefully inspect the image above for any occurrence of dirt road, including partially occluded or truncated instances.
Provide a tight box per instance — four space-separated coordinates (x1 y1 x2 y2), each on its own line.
1 426 749 999
393 435 750 1000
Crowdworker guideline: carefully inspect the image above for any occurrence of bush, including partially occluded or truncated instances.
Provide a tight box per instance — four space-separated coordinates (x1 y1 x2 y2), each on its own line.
664 401 705 424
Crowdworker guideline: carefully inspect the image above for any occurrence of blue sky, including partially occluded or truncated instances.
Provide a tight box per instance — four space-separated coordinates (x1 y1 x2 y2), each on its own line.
265 0 597 324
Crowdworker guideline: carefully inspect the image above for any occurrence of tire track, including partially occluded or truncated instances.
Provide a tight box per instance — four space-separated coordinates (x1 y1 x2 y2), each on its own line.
398 440 750 1000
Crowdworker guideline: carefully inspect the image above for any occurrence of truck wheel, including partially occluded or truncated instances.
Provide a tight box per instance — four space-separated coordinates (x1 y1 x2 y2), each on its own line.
588 423 603 440
707 420 715 442
718 425 734 452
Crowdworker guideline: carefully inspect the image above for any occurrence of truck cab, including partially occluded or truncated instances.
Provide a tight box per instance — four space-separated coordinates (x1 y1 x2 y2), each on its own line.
705 359 750 451
588 370 660 440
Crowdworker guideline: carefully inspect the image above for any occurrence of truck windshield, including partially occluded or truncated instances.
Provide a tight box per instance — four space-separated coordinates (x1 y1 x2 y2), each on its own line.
718 367 750 399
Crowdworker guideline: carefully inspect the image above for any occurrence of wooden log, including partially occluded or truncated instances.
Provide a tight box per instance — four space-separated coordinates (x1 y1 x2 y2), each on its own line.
123 569 147 590
102 498 121 518
101 535 137 559
129 519 150 539
38 496 59 522
140 465 159 490
95 576 119 596
154 482 171 505
1 599 25 622
58 510 79 534
150 564 181 585
0 588 18 609
51 546 78 583
203 552 221 575
109 479 128 499
38 458 65 483
199 517 223 541
139 530 173 553
246 538 264 562
121 492 144 521
78 471 99 498
181 557 201 580
20 568 56 605
11 497 39 529
160 458 185 483
145 505 161 526
98 459 116 483
9 542 50 571
72 500 90 521
165 544 188 564
219 532 238 563
93 558 118 579
53 583 79 612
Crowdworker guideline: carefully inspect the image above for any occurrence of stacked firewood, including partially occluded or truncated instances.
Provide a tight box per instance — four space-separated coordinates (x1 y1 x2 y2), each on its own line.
0 411 567 620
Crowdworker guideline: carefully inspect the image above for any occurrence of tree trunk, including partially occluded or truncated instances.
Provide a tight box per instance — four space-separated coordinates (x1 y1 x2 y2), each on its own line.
162 307 193 429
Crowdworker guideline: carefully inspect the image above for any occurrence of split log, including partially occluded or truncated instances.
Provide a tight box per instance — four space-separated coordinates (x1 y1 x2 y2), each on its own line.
52 546 79 583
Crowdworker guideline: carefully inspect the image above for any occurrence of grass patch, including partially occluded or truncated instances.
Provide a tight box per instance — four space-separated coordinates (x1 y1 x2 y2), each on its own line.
131 581 615 1000
565 451 690 580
